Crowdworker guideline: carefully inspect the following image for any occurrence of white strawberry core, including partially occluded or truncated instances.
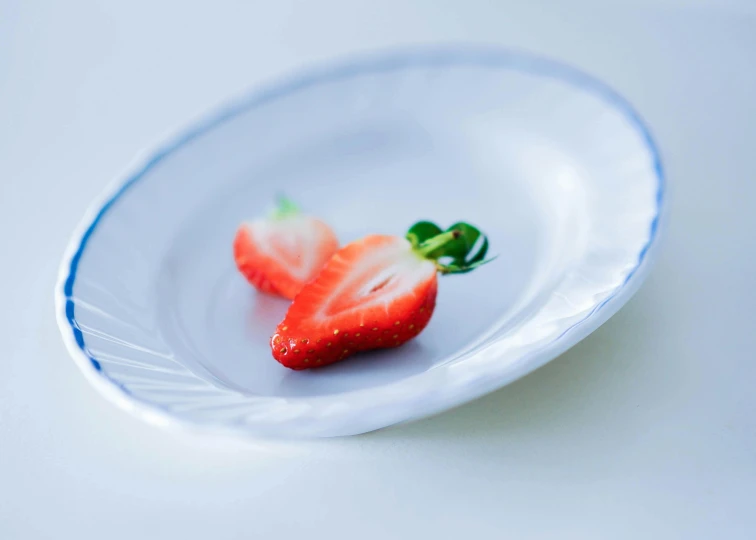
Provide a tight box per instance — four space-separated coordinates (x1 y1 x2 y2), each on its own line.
319 237 436 318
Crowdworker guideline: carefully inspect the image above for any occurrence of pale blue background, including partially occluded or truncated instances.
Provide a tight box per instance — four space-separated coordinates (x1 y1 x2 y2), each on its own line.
1 1 755 538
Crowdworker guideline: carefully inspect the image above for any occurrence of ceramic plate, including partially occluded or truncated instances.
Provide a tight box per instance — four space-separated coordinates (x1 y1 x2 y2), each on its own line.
56 47 664 438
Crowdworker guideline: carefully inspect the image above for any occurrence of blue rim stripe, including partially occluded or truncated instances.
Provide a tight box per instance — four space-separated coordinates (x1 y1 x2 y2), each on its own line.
61 46 665 404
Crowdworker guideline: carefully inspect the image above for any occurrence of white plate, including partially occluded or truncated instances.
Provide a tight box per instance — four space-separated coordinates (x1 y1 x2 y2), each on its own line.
56 47 664 438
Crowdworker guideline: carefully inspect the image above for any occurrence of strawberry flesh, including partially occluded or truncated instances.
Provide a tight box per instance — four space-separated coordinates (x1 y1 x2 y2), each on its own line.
271 235 438 369
234 214 338 300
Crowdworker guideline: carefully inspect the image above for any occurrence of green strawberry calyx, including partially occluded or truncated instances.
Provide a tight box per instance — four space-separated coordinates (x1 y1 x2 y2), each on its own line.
271 194 300 219
406 220 496 274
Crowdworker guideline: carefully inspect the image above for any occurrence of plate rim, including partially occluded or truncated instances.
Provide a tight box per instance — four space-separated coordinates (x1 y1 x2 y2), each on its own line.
55 45 666 438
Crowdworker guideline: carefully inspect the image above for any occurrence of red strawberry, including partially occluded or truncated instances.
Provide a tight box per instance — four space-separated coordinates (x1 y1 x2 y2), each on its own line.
234 198 339 300
271 221 492 369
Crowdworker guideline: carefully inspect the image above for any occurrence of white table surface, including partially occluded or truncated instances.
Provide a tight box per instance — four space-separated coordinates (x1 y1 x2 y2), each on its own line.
2 1 755 538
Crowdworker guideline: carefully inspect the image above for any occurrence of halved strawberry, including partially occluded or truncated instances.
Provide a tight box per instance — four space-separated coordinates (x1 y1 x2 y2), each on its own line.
233 198 339 300
271 221 492 369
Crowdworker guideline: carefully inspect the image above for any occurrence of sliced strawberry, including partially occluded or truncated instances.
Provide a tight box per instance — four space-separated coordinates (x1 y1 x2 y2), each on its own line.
271 221 492 369
233 199 339 300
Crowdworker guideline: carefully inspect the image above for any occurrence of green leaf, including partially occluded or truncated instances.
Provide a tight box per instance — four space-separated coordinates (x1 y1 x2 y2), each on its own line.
467 234 489 265
410 219 496 275
438 255 497 275
406 221 443 248
439 222 482 264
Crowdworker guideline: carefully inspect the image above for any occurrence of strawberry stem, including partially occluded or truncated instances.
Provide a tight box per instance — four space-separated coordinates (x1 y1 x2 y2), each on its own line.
416 229 462 257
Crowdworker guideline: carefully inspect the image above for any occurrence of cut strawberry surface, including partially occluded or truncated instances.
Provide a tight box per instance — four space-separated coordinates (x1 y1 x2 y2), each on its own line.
233 198 339 300
271 220 493 370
